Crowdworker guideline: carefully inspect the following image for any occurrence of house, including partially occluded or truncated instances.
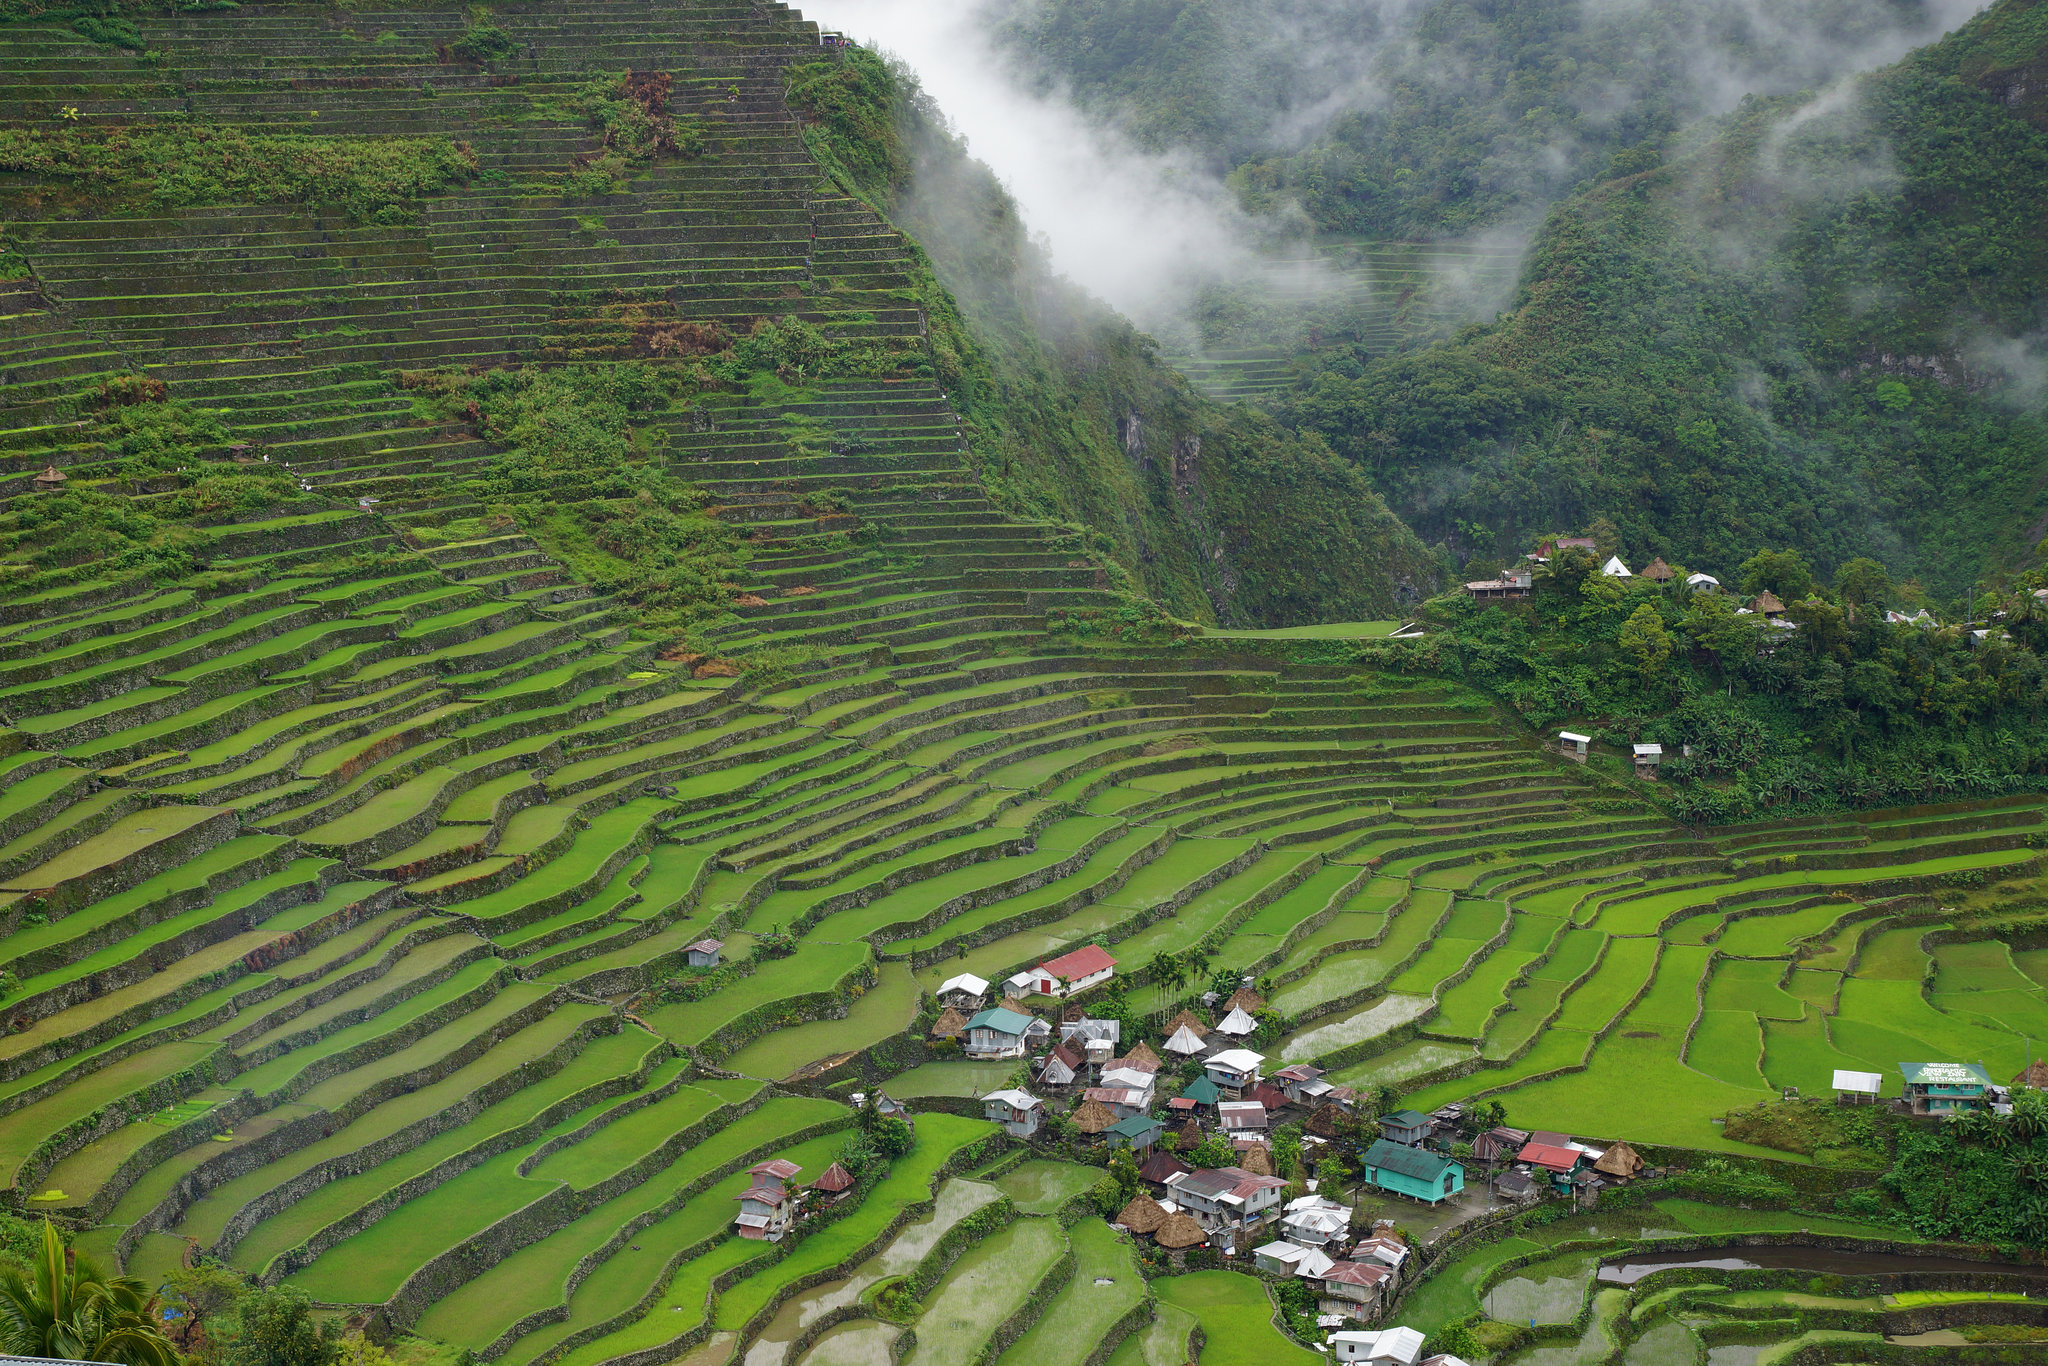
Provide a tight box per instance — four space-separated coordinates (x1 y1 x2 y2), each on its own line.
1281 1194 1350 1249
1379 1109 1433 1147
1176 1074 1222 1109
1218 1101 1268 1135
1472 1126 1530 1163
1686 572 1722 592
962 1007 1034 1059
733 1159 803 1241
1463 565 1533 600
1360 1139 1464 1204
1106 1113 1165 1152
1331 1325 1426 1365
1518 1141 1585 1185
1899 1060 1994 1114
1163 1024 1207 1057
1214 1006 1259 1039
930 1006 967 1041
1254 1240 1332 1277
1557 731 1590 762
1354 1234 1410 1271
1138 1149 1191 1192
1540 536 1597 557
1062 1016 1121 1065
1641 557 1675 584
1015 943 1117 997
1248 1081 1290 1113
1272 1063 1335 1107
1827 1069 1879 1102
1492 1169 1538 1202
1100 1065 1157 1102
1038 1041 1084 1088
1204 1049 1264 1098
1315 1260 1392 1318
1165 1166 1291 1235
936 973 989 1009
982 1089 1044 1138
809 1162 856 1205
1632 742 1662 777
1084 1086 1149 1120
685 938 724 968
1601 555 1632 578
1887 608 1936 627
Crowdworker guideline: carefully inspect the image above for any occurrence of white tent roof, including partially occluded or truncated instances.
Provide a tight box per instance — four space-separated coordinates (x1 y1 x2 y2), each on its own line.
938 973 989 997
1601 555 1632 577
1215 1006 1258 1036
1163 1025 1207 1055
1686 572 1720 587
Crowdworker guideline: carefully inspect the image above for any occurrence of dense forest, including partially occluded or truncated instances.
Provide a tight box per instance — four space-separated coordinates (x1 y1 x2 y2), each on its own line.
992 0 1967 239
989 0 2048 604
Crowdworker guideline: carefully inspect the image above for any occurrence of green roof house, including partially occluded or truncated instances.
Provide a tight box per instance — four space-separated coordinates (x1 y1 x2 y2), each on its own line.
1106 1114 1164 1152
1899 1061 1993 1115
1379 1109 1434 1146
963 1007 1034 1060
1360 1138 1464 1205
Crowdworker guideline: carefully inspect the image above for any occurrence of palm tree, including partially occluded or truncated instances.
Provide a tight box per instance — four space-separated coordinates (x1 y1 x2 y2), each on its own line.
0 1221 178 1366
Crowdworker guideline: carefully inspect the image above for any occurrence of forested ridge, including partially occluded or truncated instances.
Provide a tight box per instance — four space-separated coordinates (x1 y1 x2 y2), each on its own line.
1001 0 2048 608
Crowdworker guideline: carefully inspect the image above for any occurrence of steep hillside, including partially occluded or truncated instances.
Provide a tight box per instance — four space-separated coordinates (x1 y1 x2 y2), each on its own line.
1290 0 2048 596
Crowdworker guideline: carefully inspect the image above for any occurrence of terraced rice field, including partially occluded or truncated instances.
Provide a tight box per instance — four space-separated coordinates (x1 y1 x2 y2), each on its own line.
0 3 2044 1365
1164 238 1527 403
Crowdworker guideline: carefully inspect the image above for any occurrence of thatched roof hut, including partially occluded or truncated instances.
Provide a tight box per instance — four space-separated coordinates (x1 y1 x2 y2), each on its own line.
1117 1192 1168 1234
1304 1103 1345 1138
1122 1040 1161 1068
1071 1098 1118 1135
1239 1142 1274 1176
1162 1009 1209 1040
1641 557 1675 582
1224 987 1265 1015
1154 1213 1207 1249
1173 1118 1203 1150
2016 1060 2048 1090
1593 1141 1644 1179
930 1006 966 1040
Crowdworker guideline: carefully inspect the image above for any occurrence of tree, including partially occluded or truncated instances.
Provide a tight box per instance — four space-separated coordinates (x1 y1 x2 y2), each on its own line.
1739 548 1814 601
1617 603 1674 684
0 1222 178 1366
1188 1132 1237 1169
1090 1148 1142 1217
1835 557 1892 610
164 1262 247 1352
1426 1320 1481 1360
220 1287 336 1366
871 1115 914 1160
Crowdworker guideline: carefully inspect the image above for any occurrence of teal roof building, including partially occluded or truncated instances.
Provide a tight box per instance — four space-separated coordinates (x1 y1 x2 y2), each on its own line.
1360 1138 1464 1204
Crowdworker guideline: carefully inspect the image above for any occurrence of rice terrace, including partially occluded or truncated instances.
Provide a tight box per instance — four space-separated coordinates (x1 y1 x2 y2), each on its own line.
4 1 2048 1364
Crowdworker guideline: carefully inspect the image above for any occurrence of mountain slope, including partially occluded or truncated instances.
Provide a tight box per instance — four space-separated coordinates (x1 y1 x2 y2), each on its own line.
1289 0 2048 594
